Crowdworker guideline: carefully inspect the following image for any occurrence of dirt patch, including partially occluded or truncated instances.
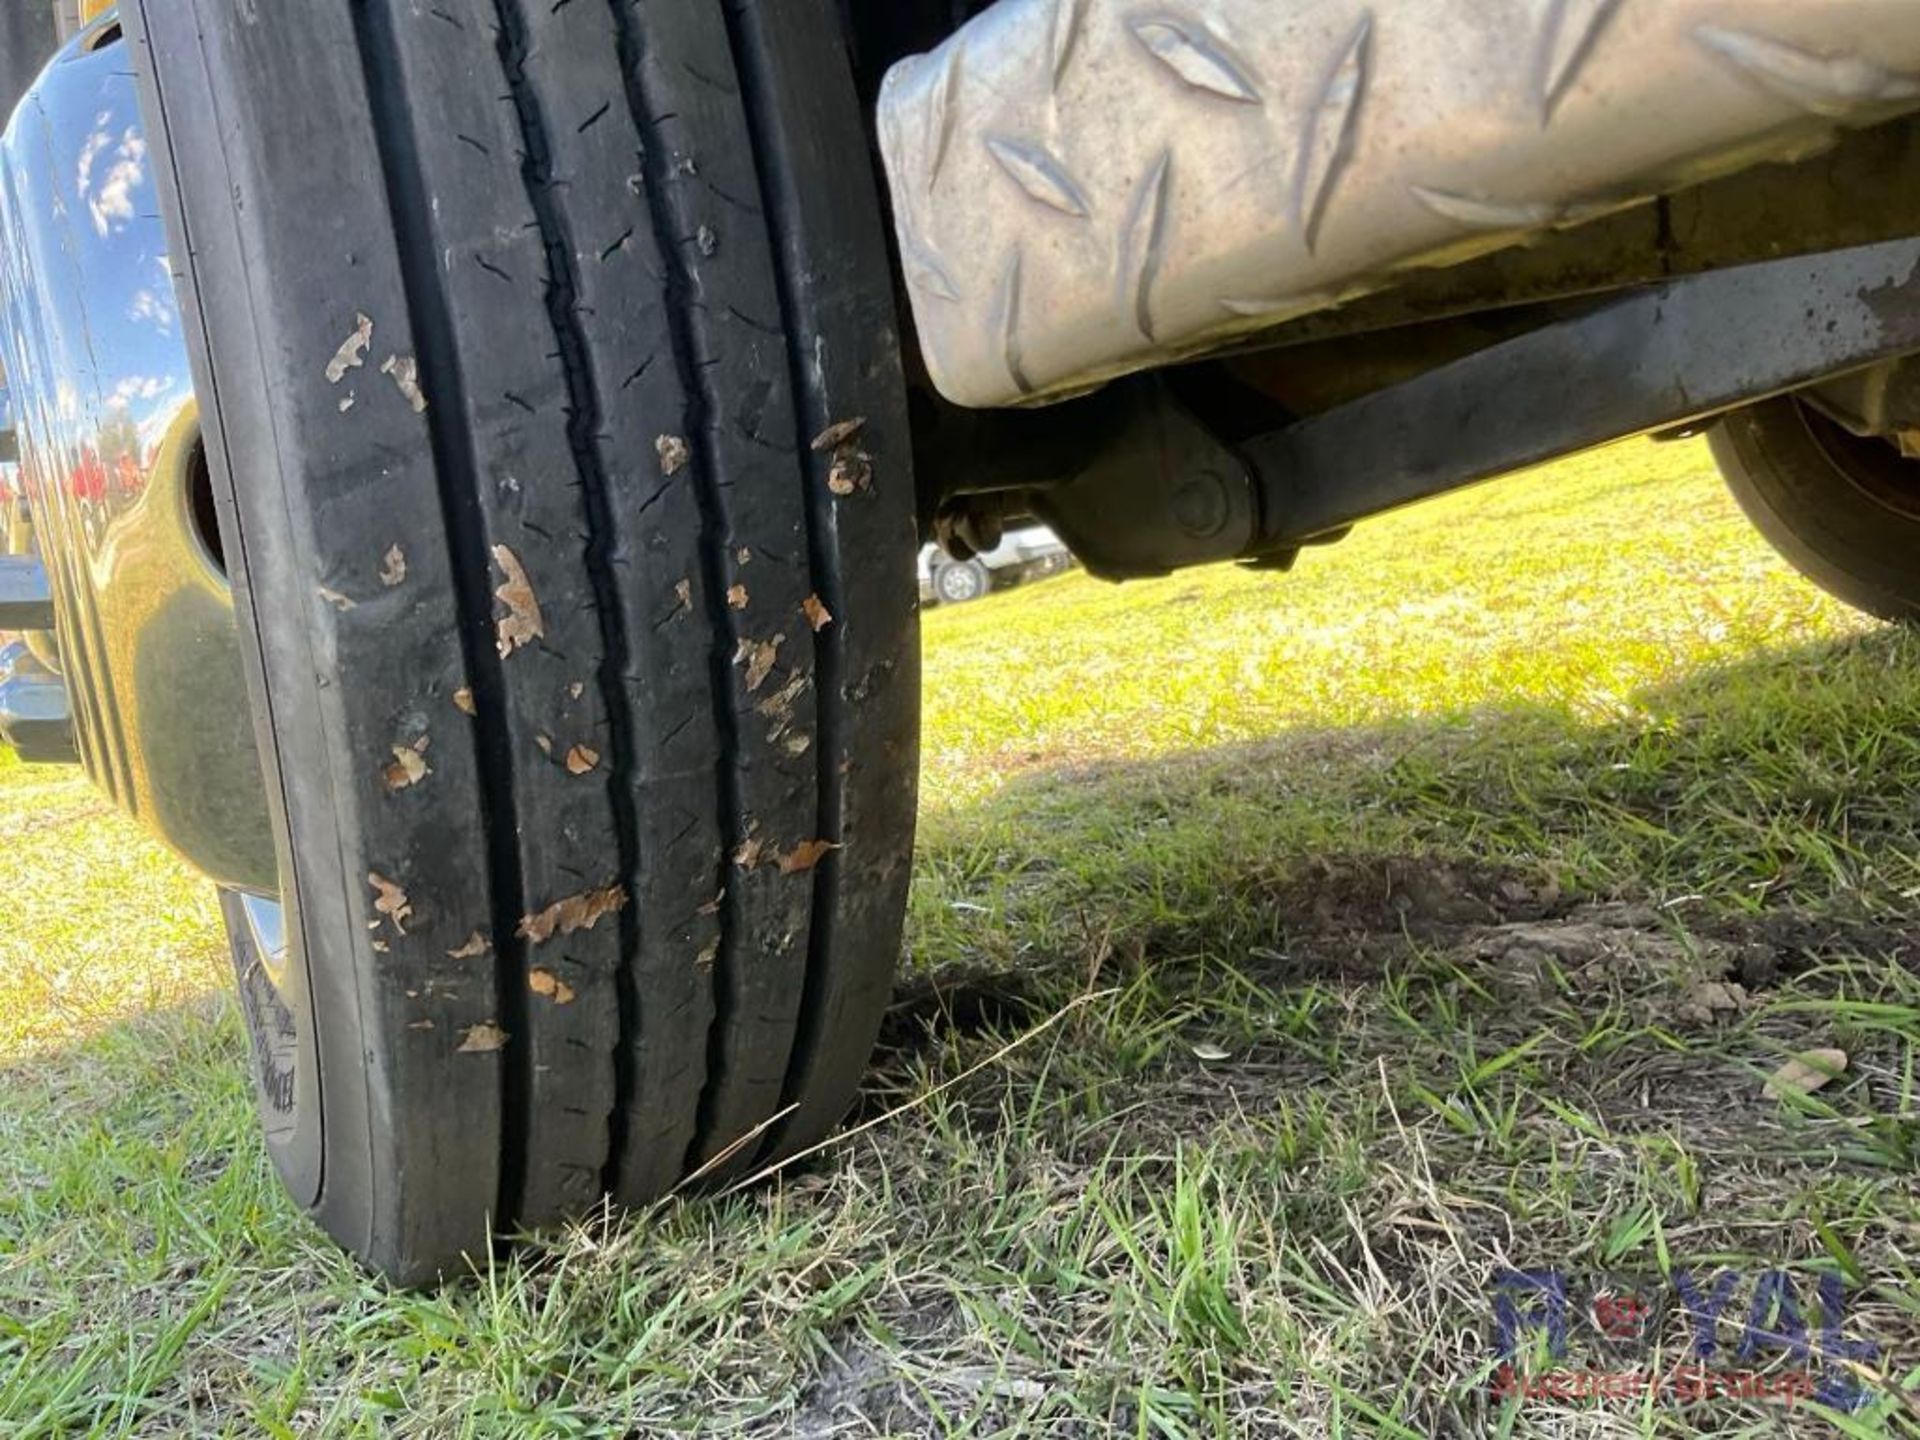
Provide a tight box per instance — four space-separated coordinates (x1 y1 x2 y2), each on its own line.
874 966 1047 1058
1278 853 1568 936
1463 905 1744 1024
1698 909 1918 990
1462 904 1918 1020
1206 852 1914 1006
10 800 115 840
787 1300 966 1438
1200 852 1575 984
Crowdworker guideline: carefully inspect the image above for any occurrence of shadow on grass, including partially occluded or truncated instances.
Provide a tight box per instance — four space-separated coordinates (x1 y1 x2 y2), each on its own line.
837 626 1920 1435
1 625 1916 1435
11 624 1916 1166
8 621 1916 1157
889 625 1918 1056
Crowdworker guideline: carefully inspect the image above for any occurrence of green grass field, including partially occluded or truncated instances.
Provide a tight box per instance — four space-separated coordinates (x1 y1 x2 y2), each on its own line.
2 438 1917 1436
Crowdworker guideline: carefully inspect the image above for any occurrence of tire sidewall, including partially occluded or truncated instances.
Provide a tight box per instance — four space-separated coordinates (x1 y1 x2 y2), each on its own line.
1711 398 1920 622
220 886 324 1204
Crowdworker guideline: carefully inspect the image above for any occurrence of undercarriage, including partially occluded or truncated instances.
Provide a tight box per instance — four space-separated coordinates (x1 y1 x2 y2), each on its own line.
3 0 1918 1279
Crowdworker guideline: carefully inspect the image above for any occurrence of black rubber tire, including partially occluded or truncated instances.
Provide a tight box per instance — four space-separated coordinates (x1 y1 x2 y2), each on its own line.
1710 397 1920 624
933 559 992 606
0 0 57 134
126 0 920 1283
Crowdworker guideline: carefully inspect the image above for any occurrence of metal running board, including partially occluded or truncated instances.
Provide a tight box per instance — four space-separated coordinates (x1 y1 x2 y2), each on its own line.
879 0 1920 409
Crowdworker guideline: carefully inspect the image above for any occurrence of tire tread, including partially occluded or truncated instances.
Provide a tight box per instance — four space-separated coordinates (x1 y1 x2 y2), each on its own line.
127 0 917 1280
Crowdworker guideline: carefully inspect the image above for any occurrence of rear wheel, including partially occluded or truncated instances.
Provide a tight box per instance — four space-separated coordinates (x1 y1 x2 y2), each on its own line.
128 0 920 1283
1710 397 1920 623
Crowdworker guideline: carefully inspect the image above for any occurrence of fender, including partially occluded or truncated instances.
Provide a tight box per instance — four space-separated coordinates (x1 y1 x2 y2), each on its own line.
0 14 271 891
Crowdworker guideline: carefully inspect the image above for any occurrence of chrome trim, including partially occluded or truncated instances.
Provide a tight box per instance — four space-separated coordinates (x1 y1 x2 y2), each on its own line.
236 891 291 991
0 18 272 887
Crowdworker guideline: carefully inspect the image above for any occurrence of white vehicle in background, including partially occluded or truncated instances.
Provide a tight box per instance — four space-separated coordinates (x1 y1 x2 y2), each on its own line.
918 523 1074 606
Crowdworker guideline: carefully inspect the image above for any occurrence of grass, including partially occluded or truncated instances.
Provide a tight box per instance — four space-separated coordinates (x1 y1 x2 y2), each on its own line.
2 437 1918 1435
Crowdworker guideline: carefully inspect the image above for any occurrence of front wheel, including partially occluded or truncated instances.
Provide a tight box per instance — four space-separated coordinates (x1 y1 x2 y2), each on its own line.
133 0 921 1283
1710 397 1920 623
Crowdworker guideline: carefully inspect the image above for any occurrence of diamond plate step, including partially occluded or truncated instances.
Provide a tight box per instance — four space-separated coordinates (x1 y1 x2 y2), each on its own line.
879 0 1920 409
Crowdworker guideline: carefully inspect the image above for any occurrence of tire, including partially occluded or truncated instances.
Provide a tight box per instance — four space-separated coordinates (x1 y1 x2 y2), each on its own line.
126 0 920 1283
1 0 57 131
933 559 992 605
1710 397 1920 623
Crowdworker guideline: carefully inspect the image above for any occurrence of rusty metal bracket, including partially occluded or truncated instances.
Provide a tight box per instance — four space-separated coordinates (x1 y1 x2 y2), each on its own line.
1245 237 1920 547
933 237 1920 578
1028 379 1259 580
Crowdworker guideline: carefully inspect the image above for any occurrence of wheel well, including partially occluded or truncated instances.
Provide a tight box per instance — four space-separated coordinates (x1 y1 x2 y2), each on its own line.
841 0 984 99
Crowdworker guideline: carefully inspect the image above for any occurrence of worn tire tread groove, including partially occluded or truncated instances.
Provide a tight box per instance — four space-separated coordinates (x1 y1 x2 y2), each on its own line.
488 0 639 1209
349 0 530 1231
605 0 750 1173
715 1 843 1165
713 0 922 1163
